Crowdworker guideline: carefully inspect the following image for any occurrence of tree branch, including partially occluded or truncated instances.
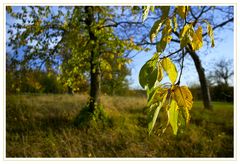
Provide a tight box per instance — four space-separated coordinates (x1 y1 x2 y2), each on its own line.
160 48 182 59
98 21 143 29
202 17 233 37
176 48 185 85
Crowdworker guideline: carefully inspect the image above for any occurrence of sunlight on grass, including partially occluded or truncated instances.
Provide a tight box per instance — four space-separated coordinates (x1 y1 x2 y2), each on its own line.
6 94 233 157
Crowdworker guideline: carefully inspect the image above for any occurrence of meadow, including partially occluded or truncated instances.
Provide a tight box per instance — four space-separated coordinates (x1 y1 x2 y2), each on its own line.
6 94 233 157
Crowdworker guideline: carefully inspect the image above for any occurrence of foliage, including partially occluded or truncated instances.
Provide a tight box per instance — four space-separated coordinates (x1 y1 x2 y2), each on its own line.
6 6 142 104
139 6 216 135
6 68 64 94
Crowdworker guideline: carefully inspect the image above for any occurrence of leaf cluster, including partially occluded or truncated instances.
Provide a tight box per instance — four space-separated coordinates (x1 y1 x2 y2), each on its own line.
139 6 216 135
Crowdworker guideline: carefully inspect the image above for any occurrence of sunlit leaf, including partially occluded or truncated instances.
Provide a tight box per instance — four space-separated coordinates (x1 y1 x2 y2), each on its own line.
150 19 162 43
148 92 168 134
173 15 178 32
176 6 189 19
157 63 163 82
147 85 168 107
161 57 178 84
142 6 150 22
156 19 172 52
179 24 192 49
191 26 203 50
172 85 192 124
168 99 178 135
150 6 155 12
207 23 215 47
172 85 193 109
180 24 192 38
157 35 172 53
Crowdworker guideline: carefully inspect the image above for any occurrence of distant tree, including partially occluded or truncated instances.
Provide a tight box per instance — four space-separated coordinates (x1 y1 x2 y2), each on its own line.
101 61 131 95
207 59 233 87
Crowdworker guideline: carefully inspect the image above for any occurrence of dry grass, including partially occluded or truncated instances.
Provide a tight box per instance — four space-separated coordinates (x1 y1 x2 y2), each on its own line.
6 94 233 157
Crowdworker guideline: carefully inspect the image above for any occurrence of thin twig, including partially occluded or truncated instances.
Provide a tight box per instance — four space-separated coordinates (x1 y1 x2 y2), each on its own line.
160 48 182 59
176 48 185 85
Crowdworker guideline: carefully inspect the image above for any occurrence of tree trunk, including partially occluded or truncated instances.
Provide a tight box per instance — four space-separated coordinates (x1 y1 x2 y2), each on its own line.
89 59 101 113
187 50 213 110
67 86 72 94
85 6 101 113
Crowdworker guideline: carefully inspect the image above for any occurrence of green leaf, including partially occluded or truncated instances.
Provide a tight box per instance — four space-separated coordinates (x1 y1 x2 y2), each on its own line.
148 67 158 89
148 92 168 134
161 57 178 84
147 87 159 107
150 19 162 43
139 54 159 88
139 62 150 88
150 6 155 12
178 107 187 128
142 6 150 22
147 85 168 107
168 99 179 135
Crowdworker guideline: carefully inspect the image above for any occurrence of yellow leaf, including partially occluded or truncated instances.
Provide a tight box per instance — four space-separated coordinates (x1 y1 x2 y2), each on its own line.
207 23 215 47
156 19 172 52
172 86 192 124
173 15 178 32
191 26 203 50
161 57 178 84
176 6 189 19
157 63 163 82
142 6 150 22
179 24 192 48
179 24 192 38
172 86 193 109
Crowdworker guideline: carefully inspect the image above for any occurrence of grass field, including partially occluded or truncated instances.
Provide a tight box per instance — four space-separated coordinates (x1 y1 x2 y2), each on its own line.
6 94 234 157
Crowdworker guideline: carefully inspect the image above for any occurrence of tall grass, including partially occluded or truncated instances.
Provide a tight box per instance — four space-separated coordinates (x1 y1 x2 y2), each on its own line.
6 94 233 157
